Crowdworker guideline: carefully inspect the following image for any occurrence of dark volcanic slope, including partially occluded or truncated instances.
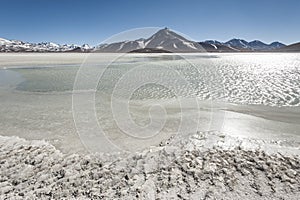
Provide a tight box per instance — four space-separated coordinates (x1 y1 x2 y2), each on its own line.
278 42 300 52
129 48 172 53
198 42 237 52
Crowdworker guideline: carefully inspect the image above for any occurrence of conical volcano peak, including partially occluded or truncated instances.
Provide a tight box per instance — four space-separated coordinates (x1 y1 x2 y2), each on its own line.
143 28 203 52
147 28 190 43
160 27 170 32
153 28 173 36
95 27 205 52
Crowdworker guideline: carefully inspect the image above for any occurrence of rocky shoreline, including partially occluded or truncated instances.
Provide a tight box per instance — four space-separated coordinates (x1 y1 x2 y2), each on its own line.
0 132 299 199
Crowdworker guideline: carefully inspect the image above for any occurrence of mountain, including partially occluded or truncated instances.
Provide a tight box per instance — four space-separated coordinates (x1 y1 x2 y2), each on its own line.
204 40 223 45
96 29 287 53
191 38 286 52
277 42 300 52
247 40 286 50
268 42 286 49
0 29 290 53
95 40 145 53
0 38 13 45
206 39 286 51
142 28 203 52
0 38 93 52
198 42 237 52
248 40 270 50
96 28 205 53
225 39 250 50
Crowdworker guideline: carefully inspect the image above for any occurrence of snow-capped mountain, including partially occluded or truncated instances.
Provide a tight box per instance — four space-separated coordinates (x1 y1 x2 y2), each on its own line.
221 39 286 51
142 28 203 52
269 42 286 49
0 29 290 53
96 28 205 52
198 42 237 52
0 38 13 45
95 40 145 53
225 39 250 49
81 44 91 50
0 38 92 52
203 39 286 51
247 40 270 50
204 40 224 45
205 40 298 52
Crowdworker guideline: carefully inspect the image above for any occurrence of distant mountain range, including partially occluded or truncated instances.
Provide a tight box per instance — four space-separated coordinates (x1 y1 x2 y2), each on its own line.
1 28 299 53
0 38 91 52
205 39 286 51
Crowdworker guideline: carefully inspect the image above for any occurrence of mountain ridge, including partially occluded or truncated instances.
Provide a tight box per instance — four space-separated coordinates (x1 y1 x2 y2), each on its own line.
207 39 286 51
0 38 92 52
1 28 299 53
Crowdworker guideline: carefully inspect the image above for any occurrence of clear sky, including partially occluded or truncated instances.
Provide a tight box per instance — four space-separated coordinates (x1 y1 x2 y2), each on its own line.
1 0 300 45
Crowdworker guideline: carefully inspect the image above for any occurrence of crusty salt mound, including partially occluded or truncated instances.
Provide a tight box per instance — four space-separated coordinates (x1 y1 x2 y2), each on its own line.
0 132 299 199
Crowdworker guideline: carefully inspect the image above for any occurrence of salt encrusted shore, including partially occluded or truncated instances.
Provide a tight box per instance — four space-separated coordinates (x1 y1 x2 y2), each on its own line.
0 132 299 199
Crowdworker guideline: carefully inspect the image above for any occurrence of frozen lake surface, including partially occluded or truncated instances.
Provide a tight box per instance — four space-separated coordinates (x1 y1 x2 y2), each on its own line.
0 53 300 153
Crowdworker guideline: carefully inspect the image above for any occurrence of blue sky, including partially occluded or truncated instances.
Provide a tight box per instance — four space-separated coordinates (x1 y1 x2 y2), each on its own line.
1 0 300 45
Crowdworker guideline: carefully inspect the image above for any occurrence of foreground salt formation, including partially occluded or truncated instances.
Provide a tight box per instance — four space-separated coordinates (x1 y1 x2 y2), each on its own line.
0 132 299 199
